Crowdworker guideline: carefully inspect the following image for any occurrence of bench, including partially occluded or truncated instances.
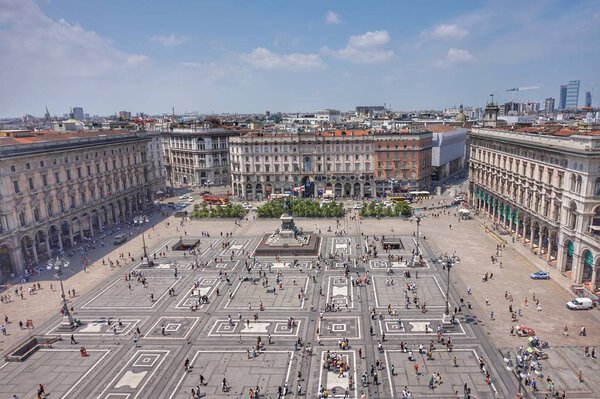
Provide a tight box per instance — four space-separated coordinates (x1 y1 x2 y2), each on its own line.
4 335 62 362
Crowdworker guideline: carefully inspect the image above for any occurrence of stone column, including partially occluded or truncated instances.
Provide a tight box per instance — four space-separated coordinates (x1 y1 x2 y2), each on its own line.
89 215 94 237
529 224 535 248
537 233 543 255
12 246 24 276
68 224 74 247
591 267 598 292
31 242 38 264
58 232 63 252
45 234 51 257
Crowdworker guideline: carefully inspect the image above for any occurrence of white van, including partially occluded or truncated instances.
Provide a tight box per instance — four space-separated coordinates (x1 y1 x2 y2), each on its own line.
566 297 594 310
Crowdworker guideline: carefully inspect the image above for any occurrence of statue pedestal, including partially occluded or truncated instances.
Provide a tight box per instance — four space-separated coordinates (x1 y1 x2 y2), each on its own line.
280 214 295 231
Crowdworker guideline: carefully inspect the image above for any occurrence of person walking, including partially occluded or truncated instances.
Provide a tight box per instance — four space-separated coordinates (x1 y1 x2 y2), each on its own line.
70 334 77 344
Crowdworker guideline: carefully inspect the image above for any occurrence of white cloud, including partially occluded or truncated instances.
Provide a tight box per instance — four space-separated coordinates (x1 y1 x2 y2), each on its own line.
243 47 324 70
0 0 149 78
434 48 475 68
422 24 469 40
180 62 202 68
325 10 341 25
321 30 394 63
349 31 390 47
149 34 187 47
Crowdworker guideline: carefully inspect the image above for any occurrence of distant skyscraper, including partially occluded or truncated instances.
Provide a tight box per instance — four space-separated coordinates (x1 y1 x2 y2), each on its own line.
565 80 580 110
585 91 592 107
544 98 555 114
72 106 84 120
559 85 568 110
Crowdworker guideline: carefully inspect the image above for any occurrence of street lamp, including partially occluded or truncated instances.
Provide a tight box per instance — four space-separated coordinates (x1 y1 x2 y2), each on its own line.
413 216 422 267
134 215 153 266
47 255 76 331
442 254 458 315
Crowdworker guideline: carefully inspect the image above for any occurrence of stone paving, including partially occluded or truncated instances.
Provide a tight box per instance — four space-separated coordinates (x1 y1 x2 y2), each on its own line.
0 193 599 398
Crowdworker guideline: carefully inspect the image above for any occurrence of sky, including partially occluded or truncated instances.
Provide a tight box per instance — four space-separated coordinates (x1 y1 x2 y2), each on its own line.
0 0 599 117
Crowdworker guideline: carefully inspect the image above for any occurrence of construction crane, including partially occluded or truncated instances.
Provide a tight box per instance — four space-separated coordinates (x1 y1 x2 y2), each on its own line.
506 86 540 92
505 86 540 112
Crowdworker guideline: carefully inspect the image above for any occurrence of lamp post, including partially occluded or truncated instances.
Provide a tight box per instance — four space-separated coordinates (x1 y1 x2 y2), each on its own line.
47 255 76 331
413 216 422 267
443 254 457 315
134 215 152 266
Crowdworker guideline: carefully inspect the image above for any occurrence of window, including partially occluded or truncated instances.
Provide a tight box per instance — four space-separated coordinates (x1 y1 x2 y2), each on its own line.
66 170 72 180
42 175 48 187
33 207 40 223
28 178 34 190
26 163 31 169
13 180 20 193
77 167 82 178
87 165 91 176
54 172 60 184
10 165 15 172
19 211 26 227
59 199 65 212
47 201 53 217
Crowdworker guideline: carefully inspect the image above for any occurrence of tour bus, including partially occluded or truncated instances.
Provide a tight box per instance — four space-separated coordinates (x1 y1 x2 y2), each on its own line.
389 195 412 204
409 191 431 198
203 195 228 205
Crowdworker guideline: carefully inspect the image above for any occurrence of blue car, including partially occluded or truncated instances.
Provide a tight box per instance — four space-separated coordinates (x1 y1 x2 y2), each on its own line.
530 271 550 280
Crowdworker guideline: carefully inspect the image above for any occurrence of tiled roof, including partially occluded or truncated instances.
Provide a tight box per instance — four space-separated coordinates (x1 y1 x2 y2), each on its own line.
0 130 132 147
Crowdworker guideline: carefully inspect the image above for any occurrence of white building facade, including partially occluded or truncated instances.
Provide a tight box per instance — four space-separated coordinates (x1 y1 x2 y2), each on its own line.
468 126 600 292
161 127 239 188
0 130 161 278
229 131 375 199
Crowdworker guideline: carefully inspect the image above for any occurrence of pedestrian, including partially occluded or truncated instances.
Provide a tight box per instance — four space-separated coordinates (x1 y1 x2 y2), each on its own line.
70 334 77 344
578 370 584 383
37 384 45 398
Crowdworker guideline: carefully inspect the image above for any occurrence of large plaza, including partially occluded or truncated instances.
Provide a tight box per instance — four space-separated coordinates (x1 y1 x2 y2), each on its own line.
0 199 599 399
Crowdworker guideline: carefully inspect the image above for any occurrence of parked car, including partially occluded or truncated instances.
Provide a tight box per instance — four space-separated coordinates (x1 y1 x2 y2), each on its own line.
188 197 195 202
566 297 594 310
353 203 363 210
113 234 127 245
530 271 550 280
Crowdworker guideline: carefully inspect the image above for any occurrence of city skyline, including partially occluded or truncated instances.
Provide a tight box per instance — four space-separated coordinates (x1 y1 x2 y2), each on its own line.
0 0 599 117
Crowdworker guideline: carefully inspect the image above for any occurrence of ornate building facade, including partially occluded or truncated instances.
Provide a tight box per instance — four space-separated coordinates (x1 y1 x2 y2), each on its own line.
0 130 162 277
468 125 600 291
161 127 239 188
229 129 434 200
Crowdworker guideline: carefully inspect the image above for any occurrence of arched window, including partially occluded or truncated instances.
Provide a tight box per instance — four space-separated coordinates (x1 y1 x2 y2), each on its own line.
197 138 205 151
